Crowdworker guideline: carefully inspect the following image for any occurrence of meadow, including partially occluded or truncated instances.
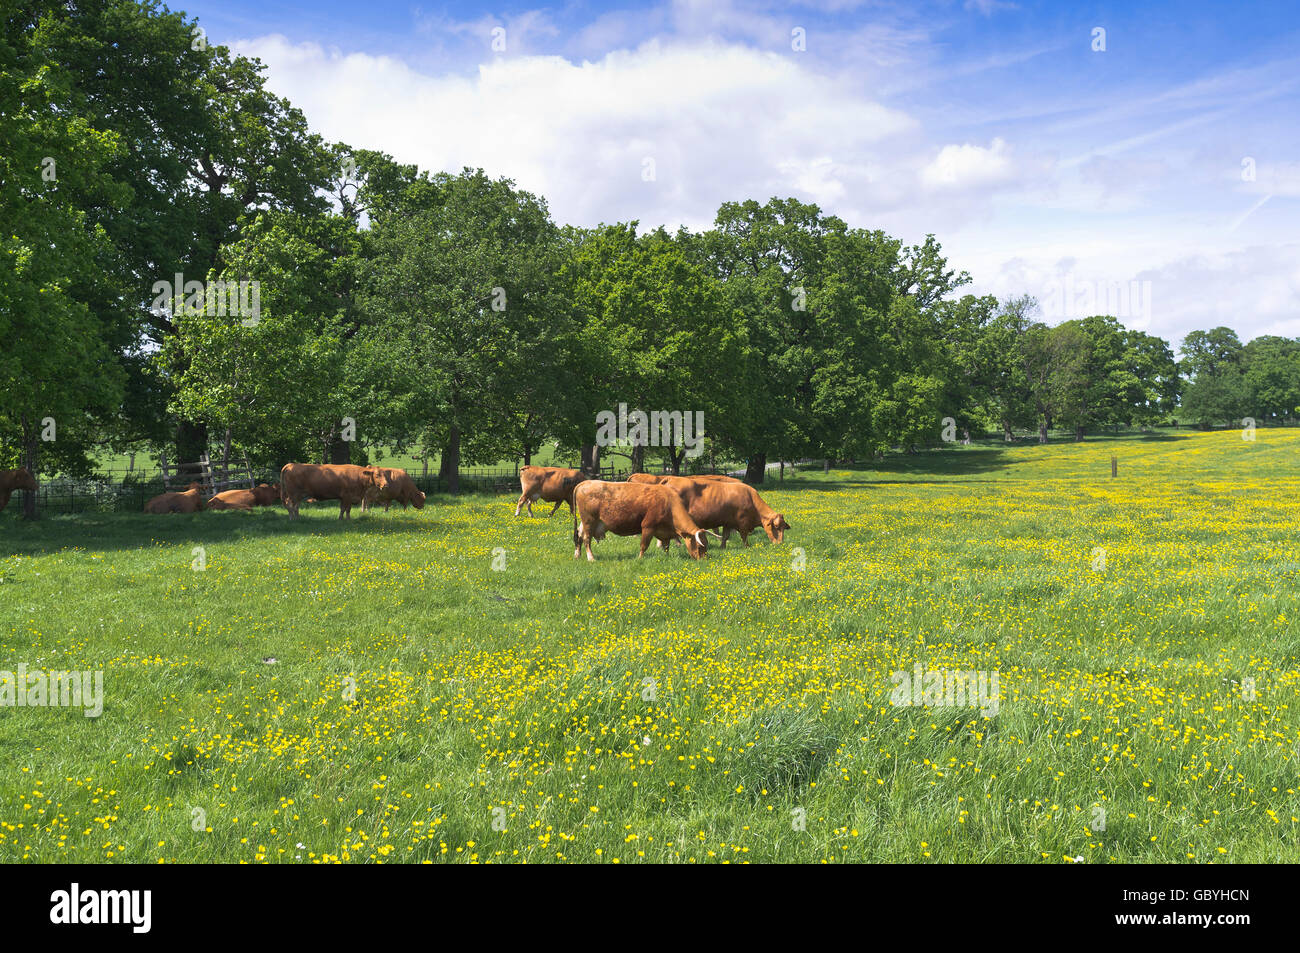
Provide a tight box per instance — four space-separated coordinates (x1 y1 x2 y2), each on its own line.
0 429 1297 863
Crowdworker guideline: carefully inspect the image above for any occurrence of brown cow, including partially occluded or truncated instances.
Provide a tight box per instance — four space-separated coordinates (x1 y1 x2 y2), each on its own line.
362 467 425 512
280 464 388 520
681 480 789 547
0 468 38 512
206 483 281 511
572 481 709 561
689 473 745 483
144 482 206 514
649 475 789 548
627 472 743 486
516 465 588 517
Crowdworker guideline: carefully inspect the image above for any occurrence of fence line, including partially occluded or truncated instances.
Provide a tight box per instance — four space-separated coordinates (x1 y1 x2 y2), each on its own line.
26 467 634 515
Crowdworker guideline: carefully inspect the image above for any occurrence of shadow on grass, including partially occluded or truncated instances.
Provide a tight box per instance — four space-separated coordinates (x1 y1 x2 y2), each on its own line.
0 505 444 557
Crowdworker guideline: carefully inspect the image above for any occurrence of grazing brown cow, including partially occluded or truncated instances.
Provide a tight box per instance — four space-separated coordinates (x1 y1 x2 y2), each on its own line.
206 483 281 511
689 473 745 483
144 482 205 514
516 465 588 517
572 481 709 561
677 480 790 547
363 467 425 512
0 468 38 512
628 472 744 485
280 464 388 520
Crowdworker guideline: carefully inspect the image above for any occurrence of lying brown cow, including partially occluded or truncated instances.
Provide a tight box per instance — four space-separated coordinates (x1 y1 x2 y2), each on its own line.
280 464 388 519
0 467 38 512
516 465 588 517
573 481 709 560
207 483 281 511
363 467 425 512
144 482 205 514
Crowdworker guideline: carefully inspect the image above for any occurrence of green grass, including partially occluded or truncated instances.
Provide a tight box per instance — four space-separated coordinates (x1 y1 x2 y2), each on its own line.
1 429 1297 863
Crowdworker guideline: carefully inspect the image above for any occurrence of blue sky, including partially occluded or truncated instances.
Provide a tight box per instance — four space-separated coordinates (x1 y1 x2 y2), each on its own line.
179 0 1299 344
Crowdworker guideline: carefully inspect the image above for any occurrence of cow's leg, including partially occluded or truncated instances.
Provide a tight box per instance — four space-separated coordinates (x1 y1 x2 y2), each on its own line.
340 499 350 520
718 527 730 548
514 490 530 516
585 532 596 562
547 498 564 517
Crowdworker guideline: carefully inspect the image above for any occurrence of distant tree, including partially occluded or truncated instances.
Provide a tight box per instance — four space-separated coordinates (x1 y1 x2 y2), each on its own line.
1020 322 1088 442
1241 336 1300 422
563 224 744 474
360 169 560 492
0 3 129 516
1180 328 1249 428
30 0 331 466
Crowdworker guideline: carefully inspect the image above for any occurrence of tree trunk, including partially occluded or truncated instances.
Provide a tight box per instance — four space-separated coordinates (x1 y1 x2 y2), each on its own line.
439 425 461 494
1074 425 1084 442
1038 421 1048 444
176 419 208 478
745 452 767 484
668 447 685 475
21 418 38 520
630 443 645 473
581 444 600 475
522 444 532 467
328 432 350 465
823 458 831 473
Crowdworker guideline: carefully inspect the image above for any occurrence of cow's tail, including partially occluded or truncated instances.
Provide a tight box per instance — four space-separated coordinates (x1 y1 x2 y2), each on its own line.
571 486 580 551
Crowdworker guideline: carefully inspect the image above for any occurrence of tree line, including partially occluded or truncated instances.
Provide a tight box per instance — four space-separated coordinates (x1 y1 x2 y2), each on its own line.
4 1 1298 516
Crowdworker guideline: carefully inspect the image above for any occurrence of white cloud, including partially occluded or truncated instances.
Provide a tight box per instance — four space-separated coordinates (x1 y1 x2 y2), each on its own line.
236 34 920 229
920 137 1014 191
231 23 1297 344
961 241 1300 346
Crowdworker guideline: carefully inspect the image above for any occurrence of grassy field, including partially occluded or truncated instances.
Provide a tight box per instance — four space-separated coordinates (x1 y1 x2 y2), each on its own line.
1 430 1297 863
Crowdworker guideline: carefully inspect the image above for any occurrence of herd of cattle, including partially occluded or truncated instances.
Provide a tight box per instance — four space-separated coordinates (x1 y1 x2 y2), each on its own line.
517 465 789 560
1 462 790 560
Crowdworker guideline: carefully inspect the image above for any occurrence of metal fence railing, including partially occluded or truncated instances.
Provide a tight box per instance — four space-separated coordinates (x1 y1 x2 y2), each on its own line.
21 462 789 516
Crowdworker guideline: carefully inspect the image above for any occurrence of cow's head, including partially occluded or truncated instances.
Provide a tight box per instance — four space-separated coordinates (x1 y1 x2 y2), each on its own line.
184 482 202 493
762 512 790 543
253 483 280 505
682 529 708 559
407 486 427 509
13 468 37 492
364 467 391 494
